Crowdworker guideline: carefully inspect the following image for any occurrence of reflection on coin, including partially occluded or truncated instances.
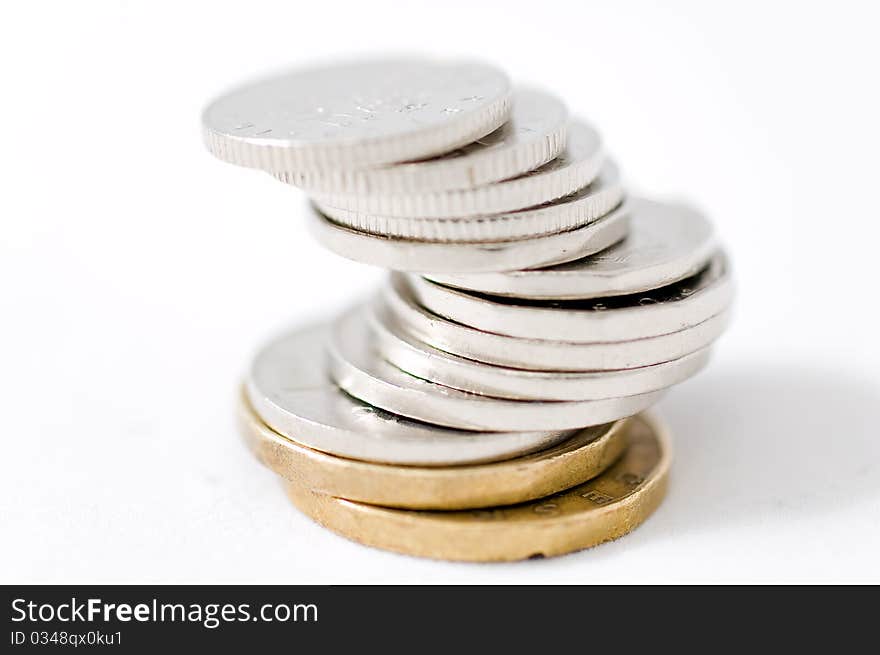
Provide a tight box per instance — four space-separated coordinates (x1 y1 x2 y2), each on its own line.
400 250 732 343
383 278 730 371
370 299 711 401
307 200 630 272
203 58 511 171
246 323 571 466
239 393 627 510
285 412 670 561
313 121 604 219
276 88 567 194
328 307 663 431
426 198 716 299
311 161 623 242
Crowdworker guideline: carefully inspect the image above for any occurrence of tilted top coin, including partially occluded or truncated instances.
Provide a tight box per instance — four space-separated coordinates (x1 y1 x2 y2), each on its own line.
276 88 567 194
245 323 571 466
203 58 511 171
426 197 716 299
313 120 604 219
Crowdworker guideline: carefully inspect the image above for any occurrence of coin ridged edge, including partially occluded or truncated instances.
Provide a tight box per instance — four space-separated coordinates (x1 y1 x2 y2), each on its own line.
203 93 512 173
307 200 631 272
314 164 622 242
312 123 604 218
275 98 568 194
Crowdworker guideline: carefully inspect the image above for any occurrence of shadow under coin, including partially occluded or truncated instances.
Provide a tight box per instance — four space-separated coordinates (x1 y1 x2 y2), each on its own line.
654 362 880 536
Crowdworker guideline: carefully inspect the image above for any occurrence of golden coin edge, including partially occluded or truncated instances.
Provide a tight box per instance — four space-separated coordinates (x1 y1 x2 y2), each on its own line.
238 390 629 510
284 413 671 561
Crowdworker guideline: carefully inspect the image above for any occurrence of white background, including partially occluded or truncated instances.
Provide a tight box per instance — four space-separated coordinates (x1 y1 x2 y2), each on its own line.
3 1 879 583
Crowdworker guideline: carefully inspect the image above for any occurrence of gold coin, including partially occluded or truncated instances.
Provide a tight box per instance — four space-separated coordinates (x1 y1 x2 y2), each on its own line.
238 391 627 510
284 413 670 561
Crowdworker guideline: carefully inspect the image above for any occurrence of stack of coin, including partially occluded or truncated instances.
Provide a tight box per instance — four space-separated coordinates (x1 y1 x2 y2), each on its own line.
203 57 733 561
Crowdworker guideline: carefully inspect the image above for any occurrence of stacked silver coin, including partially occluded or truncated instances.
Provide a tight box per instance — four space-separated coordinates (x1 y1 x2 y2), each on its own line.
204 58 732 557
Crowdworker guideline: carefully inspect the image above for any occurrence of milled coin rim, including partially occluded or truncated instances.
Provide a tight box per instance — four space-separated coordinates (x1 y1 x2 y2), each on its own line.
306 199 630 272
312 120 604 219
284 412 672 561
310 160 623 242
274 88 568 194
239 392 628 510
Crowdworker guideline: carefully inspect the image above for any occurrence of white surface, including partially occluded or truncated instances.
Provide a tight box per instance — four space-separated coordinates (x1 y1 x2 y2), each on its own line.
2 1 879 583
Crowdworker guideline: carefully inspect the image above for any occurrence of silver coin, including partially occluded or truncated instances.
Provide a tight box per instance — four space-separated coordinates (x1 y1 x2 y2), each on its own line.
313 120 604 219
383 277 730 371
203 58 511 172
425 197 716 299
245 323 572 466
399 250 732 343
309 161 623 242
328 307 664 431
307 197 630 272
369 299 711 401
275 88 567 194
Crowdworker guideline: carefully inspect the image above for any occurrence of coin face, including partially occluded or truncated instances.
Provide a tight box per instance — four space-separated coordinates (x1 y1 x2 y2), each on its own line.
285 412 671 561
203 58 511 171
313 121 604 219
239 394 627 510
307 199 630 272
245 323 572 466
276 88 568 194
400 250 733 343
382 278 730 371
426 198 716 299
327 307 664 431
